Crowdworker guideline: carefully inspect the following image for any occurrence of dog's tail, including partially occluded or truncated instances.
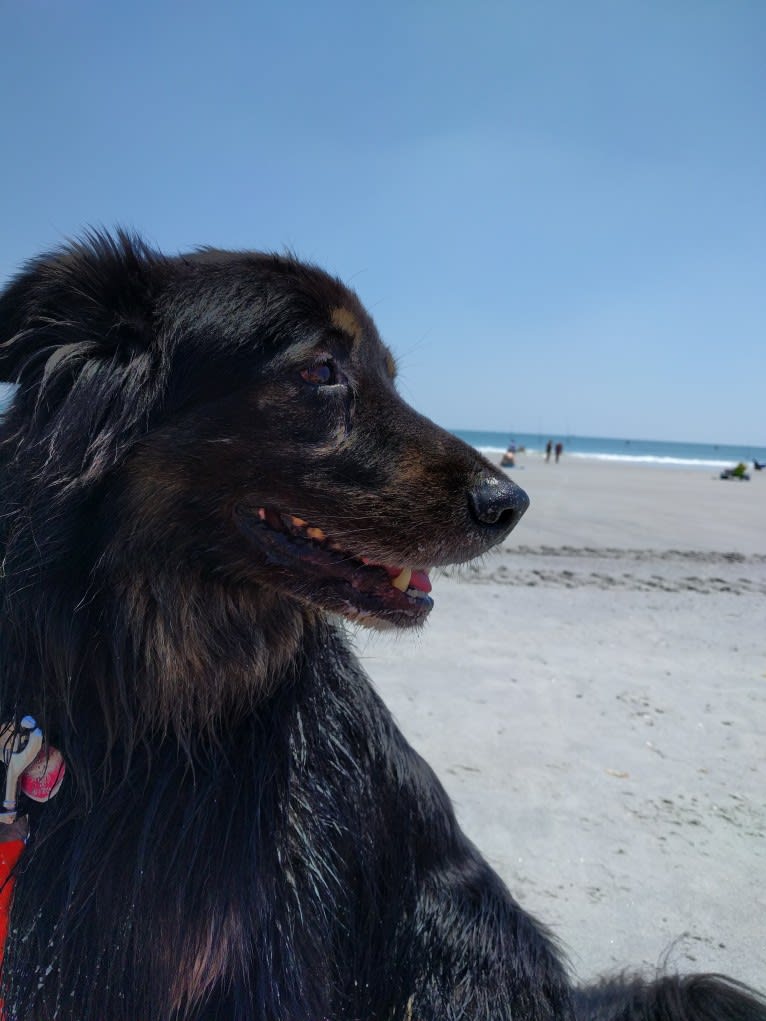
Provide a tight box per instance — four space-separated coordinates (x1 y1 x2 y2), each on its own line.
572 973 766 1021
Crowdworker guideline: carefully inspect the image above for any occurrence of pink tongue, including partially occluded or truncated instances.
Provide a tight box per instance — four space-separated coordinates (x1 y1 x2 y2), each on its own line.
410 570 432 593
383 566 432 593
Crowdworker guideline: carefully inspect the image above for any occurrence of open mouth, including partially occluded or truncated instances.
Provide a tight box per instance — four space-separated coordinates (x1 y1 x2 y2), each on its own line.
235 506 434 626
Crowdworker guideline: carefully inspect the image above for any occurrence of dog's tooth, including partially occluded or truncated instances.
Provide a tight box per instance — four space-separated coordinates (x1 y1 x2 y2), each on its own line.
307 527 326 541
390 567 412 592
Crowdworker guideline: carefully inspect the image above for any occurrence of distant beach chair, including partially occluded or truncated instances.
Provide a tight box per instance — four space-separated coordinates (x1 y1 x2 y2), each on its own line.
720 462 750 481
753 459 765 471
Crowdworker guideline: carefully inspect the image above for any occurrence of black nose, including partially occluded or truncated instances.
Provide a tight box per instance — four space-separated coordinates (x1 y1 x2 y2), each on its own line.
468 474 530 534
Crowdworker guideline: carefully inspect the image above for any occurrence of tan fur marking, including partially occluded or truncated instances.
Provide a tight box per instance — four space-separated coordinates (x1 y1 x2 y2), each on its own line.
119 571 306 737
118 451 308 735
170 909 247 1013
330 305 363 344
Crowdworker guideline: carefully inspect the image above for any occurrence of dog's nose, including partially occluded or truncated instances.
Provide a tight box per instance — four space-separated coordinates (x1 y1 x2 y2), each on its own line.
468 474 530 534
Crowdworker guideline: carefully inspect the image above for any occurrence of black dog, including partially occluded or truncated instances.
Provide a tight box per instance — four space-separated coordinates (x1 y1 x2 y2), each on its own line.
0 233 762 1020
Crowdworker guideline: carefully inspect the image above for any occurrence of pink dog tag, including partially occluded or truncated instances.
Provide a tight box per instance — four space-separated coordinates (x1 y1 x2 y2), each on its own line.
19 746 66 802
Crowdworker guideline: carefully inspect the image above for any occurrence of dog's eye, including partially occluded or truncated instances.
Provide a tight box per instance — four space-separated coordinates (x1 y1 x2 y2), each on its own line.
300 361 337 386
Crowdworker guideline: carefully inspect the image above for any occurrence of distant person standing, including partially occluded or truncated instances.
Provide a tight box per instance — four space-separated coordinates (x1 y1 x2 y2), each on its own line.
545 440 552 462
555 441 563 463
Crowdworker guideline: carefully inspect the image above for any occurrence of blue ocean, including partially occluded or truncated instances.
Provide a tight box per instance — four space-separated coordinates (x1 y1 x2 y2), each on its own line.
0 384 762 471
452 429 766 471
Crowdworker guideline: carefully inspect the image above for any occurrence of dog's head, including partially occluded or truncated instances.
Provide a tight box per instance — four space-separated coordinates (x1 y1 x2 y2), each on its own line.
0 232 527 631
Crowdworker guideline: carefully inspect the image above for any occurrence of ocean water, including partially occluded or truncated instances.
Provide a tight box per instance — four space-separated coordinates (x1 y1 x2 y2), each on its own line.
453 430 766 471
0 384 761 472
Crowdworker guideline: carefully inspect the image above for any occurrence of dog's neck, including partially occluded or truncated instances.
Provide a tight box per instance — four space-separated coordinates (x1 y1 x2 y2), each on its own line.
106 568 316 742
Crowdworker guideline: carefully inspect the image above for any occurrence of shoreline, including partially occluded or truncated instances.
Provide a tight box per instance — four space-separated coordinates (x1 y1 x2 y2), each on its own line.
474 446 762 472
451 427 766 473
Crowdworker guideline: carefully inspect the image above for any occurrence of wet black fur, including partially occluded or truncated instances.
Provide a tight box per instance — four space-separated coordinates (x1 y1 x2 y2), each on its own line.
0 232 763 1019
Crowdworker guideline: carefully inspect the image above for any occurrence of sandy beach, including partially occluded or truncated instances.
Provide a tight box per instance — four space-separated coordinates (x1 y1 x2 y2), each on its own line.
357 455 765 989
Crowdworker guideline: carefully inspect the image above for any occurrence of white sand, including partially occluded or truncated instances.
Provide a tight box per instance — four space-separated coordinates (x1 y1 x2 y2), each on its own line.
357 456 765 988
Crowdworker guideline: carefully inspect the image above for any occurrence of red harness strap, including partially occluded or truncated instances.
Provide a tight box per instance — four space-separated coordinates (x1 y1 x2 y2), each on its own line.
0 729 65 974
0 838 25 969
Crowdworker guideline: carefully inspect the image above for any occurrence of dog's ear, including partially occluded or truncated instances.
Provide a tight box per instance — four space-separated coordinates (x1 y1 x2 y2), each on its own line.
0 231 168 485
0 229 158 388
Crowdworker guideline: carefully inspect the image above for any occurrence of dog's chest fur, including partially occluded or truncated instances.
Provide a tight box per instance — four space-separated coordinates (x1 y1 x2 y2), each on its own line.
8 631 408 1020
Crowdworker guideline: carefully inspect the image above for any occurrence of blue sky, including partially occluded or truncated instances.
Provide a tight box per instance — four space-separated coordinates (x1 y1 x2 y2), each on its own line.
1 1 764 444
